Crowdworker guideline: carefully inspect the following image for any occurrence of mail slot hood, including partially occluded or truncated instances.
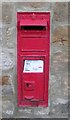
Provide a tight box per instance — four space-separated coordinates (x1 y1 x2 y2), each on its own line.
19 19 48 37
20 19 47 27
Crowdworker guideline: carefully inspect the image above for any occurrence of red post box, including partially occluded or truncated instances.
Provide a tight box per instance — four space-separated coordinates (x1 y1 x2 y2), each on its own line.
17 12 50 107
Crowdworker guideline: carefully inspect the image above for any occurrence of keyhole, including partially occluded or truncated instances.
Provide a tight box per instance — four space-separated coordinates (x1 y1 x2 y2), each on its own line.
26 83 29 87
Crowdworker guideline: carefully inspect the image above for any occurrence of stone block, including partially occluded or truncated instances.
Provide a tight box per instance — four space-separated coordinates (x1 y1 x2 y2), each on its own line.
0 4 2 22
0 75 9 85
2 2 14 24
52 26 68 45
2 24 16 48
2 100 15 118
1 75 15 96
0 51 14 71
53 2 68 23
2 85 14 96
16 2 51 11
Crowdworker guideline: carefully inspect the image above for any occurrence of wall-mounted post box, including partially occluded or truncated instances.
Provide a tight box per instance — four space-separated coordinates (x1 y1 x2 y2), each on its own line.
17 12 50 107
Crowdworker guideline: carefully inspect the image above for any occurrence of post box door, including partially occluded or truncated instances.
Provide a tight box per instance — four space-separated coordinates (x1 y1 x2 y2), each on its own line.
21 57 45 102
17 12 50 107
20 37 49 52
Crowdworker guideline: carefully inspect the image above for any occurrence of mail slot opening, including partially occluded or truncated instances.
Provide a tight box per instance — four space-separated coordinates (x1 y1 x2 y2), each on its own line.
21 26 46 30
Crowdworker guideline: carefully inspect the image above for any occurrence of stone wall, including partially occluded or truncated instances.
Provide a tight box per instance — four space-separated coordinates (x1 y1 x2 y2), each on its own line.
0 2 69 118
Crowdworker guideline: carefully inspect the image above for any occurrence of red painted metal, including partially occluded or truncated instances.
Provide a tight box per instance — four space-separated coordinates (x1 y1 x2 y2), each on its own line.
20 19 47 26
17 12 50 107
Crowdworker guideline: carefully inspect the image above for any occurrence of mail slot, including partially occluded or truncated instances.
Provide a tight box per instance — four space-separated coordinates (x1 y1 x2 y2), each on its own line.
17 12 50 107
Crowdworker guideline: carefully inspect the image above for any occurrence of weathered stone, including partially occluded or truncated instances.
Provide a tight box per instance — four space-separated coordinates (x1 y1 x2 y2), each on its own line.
2 85 14 96
0 76 9 85
33 107 49 116
0 101 2 118
52 26 68 45
16 2 52 11
2 100 15 118
68 75 70 86
2 23 16 48
0 75 15 96
0 76 2 85
0 4 2 22
0 51 14 71
29 2 51 9
0 30 2 45
53 2 68 23
2 3 14 24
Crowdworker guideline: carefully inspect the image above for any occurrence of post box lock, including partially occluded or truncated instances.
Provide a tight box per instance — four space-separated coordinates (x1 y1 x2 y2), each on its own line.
24 81 35 91
17 12 50 107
